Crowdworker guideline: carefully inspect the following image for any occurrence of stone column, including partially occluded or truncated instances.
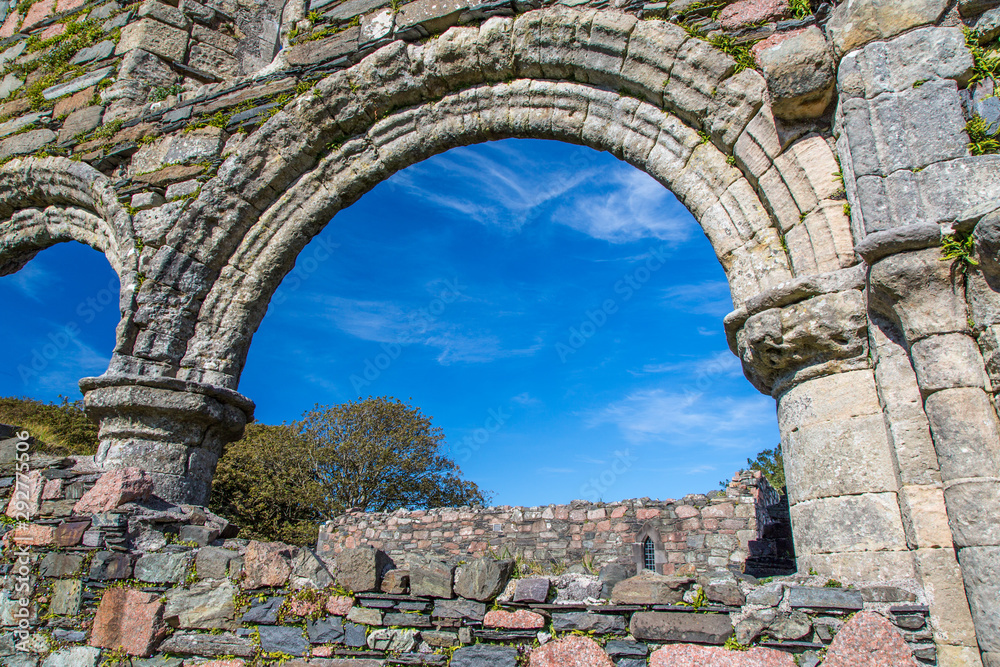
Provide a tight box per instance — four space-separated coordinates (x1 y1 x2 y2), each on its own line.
871 247 1000 666
733 283 914 582
80 375 254 506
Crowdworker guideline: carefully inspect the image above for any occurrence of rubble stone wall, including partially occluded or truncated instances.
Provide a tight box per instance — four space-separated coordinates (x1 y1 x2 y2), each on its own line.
317 470 792 579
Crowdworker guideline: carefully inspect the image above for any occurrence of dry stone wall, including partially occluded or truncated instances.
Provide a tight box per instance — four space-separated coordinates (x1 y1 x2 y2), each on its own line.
317 470 794 579
0 458 938 667
0 0 998 664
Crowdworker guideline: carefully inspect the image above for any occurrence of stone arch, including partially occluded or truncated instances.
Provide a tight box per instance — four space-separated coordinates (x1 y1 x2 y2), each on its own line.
163 9 826 389
0 156 137 279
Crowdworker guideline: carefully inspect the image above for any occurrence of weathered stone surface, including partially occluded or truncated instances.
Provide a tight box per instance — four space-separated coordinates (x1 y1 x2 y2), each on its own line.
90 588 167 656
39 553 82 578
433 598 486 622
395 0 468 39
257 624 308 656
241 540 294 589
552 611 626 633
164 578 237 629
958 546 1000 652
58 105 104 143
513 576 550 603
41 647 102 667
822 611 920 666
48 579 83 616
308 615 345 643
755 27 834 120
0 128 56 158
719 0 789 31
138 0 191 30
135 552 190 583
347 605 382 625
380 568 409 594
367 627 418 652
240 595 284 624
485 609 546 629
42 67 115 101
454 556 514 601
827 0 950 57
188 43 238 79
789 586 864 610
116 19 189 61
90 551 133 580
70 39 116 65
75 468 154 513
286 27 359 66
529 635 614 666
158 631 256 657
409 556 455 598
451 644 519 667
631 612 734 644
650 644 797 667
335 547 387 592
610 571 692 604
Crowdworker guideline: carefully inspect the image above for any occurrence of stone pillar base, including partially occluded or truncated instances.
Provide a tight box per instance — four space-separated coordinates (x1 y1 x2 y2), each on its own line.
79 375 255 506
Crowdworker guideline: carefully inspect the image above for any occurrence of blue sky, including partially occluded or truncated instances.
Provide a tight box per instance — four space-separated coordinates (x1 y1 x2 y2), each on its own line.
0 139 779 506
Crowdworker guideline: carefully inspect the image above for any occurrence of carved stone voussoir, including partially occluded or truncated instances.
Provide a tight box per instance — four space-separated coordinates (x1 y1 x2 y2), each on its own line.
737 290 870 396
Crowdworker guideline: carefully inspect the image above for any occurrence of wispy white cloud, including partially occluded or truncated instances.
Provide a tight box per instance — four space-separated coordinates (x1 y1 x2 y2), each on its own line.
387 144 696 244
587 388 774 446
661 281 733 317
639 351 741 379
511 392 542 406
9 262 53 303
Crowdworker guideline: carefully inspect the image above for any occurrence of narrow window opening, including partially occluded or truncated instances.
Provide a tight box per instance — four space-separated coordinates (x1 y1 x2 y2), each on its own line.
642 536 656 571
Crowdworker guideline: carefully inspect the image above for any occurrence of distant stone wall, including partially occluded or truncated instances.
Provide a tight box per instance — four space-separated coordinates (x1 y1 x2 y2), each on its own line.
317 471 790 578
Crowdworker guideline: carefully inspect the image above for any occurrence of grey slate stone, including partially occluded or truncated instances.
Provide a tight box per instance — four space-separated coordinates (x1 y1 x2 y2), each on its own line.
70 40 116 65
89 551 132 580
605 639 648 657
91 1 122 20
39 553 82 578
552 611 627 634
240 595 284 624
432 598 485 621
630 611 734 644
0 73 22 99
257 624 308 656
747 581 785 606
52 629 86 642
195 545 237 580
454 556 514 601
41 647 101 667
178 523 219 546
42 66 115 101
162 105 193 123
58 106 104 143
134 551 190 583
158 631 256 657
344 620 368 647
513 577 550 603
308 615 345 643
0 129 56 158
788 586 864 610
383 611 432 627
48 580 82 616
316 0 387 18
410 557 455 598
450 644 519 667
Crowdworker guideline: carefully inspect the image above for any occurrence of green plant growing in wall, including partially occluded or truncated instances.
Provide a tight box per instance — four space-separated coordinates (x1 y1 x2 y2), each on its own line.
940 231 979 275
724 636 751 651
965 28 1000 86
966 116 1000 155
789 0 812 19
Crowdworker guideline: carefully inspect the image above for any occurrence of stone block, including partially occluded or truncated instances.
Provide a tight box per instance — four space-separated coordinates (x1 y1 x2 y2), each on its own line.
451 644 519 667
367 627 418 652
650 644 796 666
530 635 615 666
630 611 734 644
191 24 237 55
116 19 189 62
286 27 360 66
136 552 190 583
157 631 256 657
788 586 864 610
74 468 154 513
899 484 953 548
797 551 917 582
910 333 988 392
308 615 344 643
756 26 834 120
42 66 115 101
552 611 626 634
924 388 1000 481
239 595 284 624
258 625 308 656
70 39 116 65
90 551 133 580
0 128 55 158
837 27 973 99
484 608 546 629
790 493 907 554
432 598 486 622
164 578 237 629
40 647 101 667
822 611 920 667
242 540 294 589
380 568 408 594
39 553 82 578
130 126 225 177
346 605 382 625
90 588 167 656
610 571 691 604
409 556 455 598
826 0 949 57
138 0 191 30
395 0 468 39
48 579 82 616
58 105 103 143
719 0 790 30
187 42 238 80
943 479 1000 547
454 556 514 601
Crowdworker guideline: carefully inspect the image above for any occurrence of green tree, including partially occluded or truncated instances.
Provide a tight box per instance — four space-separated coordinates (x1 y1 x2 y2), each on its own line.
211 396 490 543
747 445 786 492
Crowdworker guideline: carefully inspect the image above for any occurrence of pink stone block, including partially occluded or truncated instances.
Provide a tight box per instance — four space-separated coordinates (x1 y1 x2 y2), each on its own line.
38 22 64 39
485 609 546 629
719 0 791 31
636 508 660 520
21 0 55 32
0 11 21 38
57 0 87 11
529 635 614 667
650 644 797 667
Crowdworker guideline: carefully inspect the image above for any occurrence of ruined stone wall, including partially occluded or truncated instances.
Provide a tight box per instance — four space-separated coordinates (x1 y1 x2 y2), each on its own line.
0 458 937 667
316 471 791 579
